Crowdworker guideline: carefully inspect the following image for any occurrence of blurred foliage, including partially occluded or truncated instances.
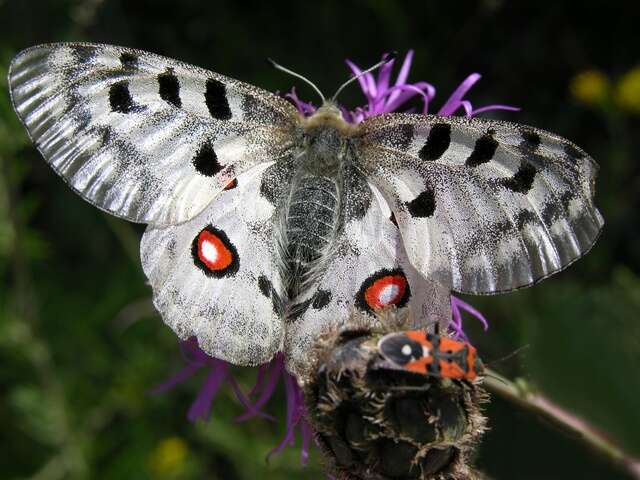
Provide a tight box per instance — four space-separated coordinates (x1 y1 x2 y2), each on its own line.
0 1 639 479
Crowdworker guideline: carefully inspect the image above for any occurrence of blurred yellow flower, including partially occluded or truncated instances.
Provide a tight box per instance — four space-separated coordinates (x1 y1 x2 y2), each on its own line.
615 67 640 113
147 436 188 477
570 70 610 106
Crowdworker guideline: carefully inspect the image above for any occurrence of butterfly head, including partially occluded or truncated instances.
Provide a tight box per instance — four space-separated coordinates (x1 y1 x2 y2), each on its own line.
302 101 355 136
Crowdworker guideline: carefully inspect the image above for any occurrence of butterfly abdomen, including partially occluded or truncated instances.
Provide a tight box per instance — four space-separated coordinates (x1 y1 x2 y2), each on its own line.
276 124 348 315
281 172 343 305
286 175 340 262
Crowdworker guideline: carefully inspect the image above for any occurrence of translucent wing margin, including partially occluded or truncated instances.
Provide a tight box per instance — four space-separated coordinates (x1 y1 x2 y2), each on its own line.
9 43 299 225
355 113 603 294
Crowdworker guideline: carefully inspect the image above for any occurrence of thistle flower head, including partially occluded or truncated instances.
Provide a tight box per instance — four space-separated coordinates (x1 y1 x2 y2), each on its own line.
303 309 488 480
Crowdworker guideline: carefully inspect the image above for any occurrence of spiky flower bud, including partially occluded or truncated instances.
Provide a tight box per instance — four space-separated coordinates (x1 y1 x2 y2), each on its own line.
301 309 487 480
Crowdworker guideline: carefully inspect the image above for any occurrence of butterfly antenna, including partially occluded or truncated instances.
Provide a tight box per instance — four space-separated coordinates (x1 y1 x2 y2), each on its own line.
267 58 325 104
331 52 397 103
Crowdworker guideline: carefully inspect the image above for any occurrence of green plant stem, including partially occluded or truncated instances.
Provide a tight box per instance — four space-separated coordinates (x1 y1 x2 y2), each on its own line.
484 369 640 479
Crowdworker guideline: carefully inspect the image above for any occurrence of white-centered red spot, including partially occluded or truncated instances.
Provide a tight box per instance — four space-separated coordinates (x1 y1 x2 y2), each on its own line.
364 274 408 309
197 229 233 271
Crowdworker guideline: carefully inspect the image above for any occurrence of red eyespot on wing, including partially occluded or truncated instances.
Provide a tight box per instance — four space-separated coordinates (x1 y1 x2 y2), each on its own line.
357 269 411 312
224 178 237 190
191 225 239 277
365 275 406 308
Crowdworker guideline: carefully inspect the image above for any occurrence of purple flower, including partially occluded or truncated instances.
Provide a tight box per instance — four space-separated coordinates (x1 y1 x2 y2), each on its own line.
152 341 313 465
304 50 518 123
450 296 489 341
343 51 436 122
157 50 513 465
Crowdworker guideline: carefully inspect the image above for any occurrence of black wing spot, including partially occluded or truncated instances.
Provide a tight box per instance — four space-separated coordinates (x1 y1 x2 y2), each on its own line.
406 188 436 218
389 212 398 227
73 45 97 64
560 190 575 209
193 142 223 177
109 81 135 113
259 161 294 206
395 123 414 151
257 275 284 316
541 201 563 224
96 125 114 145
258 275 272 297
312 290 332 310
514 209 537 229
466 132 499 167
419 123 451 161
520 128 541 152
158 69 182 108
501 163 537 194
205 78 232 120
119 52 138 69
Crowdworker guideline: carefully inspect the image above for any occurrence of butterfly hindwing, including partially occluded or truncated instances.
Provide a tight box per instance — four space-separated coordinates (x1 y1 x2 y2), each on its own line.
284 177 451 376
356 113 603 294
140 164 284 365
9 43 299 225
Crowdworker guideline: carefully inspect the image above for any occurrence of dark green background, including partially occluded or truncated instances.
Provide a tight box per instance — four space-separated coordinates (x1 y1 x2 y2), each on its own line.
1 1 638 479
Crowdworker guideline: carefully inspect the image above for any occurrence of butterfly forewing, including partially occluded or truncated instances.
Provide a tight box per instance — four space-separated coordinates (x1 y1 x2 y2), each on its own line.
9 43 299 226
356 113 603 294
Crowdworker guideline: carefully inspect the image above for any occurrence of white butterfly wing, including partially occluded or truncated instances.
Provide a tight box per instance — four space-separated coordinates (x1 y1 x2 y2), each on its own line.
356 113 603 294
284 180 451 377
141 164 283 365
9 43 298 225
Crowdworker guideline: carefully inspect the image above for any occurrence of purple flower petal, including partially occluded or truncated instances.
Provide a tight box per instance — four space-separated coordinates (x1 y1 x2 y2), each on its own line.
149 363 201 395
383 84 433 114
268 373 302 460
235 355 284 422
187 362 228 422
227 374 275 422
284 87 316 116
449 295 490 341
345 51 440 121
376 57 394 95
395 50 415 88
438 73 482 116
452 296 489 331
345 60 371 98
